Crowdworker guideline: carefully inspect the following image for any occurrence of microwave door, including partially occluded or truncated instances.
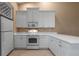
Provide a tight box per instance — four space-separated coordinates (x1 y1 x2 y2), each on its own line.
28 22 38 28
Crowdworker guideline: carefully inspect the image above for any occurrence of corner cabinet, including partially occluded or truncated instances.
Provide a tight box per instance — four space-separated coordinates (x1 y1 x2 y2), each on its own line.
49 36 70 56
49 36 79 56
16 8 55 28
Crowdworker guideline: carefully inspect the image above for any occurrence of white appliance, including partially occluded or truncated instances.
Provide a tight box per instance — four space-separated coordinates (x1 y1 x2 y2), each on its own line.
26 35 40 49
0 16 13 56
0 2 13 56
27 22 38 28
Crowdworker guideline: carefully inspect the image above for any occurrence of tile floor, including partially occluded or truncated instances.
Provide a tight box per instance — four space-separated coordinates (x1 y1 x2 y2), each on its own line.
9 49 53 56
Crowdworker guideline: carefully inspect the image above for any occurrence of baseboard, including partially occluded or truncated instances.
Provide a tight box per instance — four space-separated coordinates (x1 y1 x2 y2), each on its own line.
7 48 55 56
7 49 14 56
48 48 55 56
39 48 49 50
14 48 48 50
14 48 27 50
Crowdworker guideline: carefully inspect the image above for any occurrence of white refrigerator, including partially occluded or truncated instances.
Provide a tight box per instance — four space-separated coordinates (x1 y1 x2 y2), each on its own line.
0 16 13 56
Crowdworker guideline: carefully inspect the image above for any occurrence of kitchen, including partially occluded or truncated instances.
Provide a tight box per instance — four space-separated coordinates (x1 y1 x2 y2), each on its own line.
0 2 79 56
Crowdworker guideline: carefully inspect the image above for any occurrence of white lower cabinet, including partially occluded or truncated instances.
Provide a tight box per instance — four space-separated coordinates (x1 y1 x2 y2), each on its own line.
49 36 55 52
58 41 70 56
14 35 79 56
14 35 26 48
39 35 49 49
59 41 79 56
49 36 75 56
49 37 59 55
14 35 49 49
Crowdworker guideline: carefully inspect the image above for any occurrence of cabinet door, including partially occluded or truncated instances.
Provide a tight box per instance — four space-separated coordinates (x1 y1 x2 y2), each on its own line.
38 11 55 28
16 11 27 27
48 36 54 51
54 40 70 56
39 35 49 49
52 38 58 55
1 17 13 31
49 39 53 51
59 41 70 56
27 8 39 22
27 9 33 21
1 32 13 56
49 37 59 56
32 8 39 22
14 35 26 48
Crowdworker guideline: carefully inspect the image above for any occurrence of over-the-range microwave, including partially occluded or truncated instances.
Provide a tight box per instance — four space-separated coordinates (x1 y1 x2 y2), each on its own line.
27 22 38 28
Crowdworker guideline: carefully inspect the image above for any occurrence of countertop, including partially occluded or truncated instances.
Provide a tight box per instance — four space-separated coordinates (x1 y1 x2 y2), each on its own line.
14 32 79 44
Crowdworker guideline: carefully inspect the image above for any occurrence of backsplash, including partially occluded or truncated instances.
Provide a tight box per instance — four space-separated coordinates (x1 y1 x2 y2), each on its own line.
16 28 55 32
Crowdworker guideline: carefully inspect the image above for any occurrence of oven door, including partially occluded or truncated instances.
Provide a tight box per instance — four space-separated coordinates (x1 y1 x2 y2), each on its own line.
27 35 39 46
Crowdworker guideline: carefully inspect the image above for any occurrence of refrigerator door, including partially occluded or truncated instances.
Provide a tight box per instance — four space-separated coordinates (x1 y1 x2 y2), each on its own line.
1 32 13 56
1 16 13 31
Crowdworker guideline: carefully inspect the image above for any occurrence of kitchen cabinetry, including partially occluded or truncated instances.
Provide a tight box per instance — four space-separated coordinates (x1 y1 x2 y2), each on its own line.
16 8 55 28
49 36 68 56
27 8 39 22
39 35 49 49
49 36 79 56
26 8 39 28
1 32 13 56
14 35 26 48
14 35 49 49
14 33 79 56
49 36 59 55
16 11 27 27
58 40 70 56
58 40 79 56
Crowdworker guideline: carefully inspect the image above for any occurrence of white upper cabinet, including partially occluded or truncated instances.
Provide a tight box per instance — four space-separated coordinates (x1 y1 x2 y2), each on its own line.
16 11 27 27
27 8 39 22
26 8 39 28
16 8 55 28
